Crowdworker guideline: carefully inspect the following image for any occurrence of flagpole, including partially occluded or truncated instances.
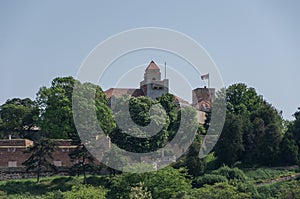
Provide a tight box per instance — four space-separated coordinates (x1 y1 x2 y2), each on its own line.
208 74 210 88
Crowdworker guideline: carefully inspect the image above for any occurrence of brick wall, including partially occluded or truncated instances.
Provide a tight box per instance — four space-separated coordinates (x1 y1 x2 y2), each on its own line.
0 139 76 168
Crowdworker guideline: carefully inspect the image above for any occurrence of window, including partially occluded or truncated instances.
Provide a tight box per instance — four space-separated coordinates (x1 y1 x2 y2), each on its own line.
152 84 163 90
53 160 62 167
7 148 16 152
8 161 17 167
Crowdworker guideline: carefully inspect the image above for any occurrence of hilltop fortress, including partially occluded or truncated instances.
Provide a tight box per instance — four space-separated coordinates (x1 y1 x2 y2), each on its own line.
0 61 214 175
104 60 215 124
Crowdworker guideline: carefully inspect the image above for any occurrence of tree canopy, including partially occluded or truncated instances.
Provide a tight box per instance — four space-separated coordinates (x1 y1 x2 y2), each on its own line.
214 83 284 167
0 98 39 138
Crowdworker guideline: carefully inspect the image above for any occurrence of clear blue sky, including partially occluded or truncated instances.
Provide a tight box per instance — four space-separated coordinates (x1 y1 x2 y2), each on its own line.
0 1 299 120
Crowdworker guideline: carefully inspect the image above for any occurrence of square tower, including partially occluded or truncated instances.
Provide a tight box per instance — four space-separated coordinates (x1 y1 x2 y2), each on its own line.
140 61 169 99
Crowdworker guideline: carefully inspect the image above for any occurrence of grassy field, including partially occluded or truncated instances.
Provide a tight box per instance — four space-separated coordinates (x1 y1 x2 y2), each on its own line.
0 175 109 199
0 168 299 199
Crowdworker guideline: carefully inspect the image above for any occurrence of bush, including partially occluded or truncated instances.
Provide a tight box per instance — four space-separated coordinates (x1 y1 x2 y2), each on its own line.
194 174 228 188
232 182 261 199
245 168 293 181
43 190 64 199
184 182 252 199
211 166 247 181
275 180 300 198
129 182 152 199
107 167 192 199
0 190 7 199
63 185 107 199
256 183 280 199
86 176 110 187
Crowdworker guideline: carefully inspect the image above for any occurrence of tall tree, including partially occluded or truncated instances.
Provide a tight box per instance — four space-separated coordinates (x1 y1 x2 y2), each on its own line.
226 83 262 116
69 144 96 184
291 108 300 148
110 95 170 153
36 77 76 139
287 108 300 164
279 131 299 165
185 134 205 177
22 137 57 183
215 83 283 167
214 113 244 166
249 102 283 165
70 81 116 179
0 98 39 138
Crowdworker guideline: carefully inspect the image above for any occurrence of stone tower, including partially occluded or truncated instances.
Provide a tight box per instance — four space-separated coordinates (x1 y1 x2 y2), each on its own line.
192 87 215 112
140 61 169 99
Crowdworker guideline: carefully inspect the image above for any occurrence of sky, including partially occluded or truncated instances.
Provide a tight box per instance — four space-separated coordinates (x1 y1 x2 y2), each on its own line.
0 1 299 120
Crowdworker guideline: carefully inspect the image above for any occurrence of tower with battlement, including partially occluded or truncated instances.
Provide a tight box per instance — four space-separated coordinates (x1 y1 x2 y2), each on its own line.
192 87 215 112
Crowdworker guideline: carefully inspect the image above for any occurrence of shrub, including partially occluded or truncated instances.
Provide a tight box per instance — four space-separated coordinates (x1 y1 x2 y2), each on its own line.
43 190 64 199
211 166 247 181
245 168 293 181
129 182 152 199
275 180 300 198
63 185 107 199
0 190 7 199
107 167 192 199
232 182 261 199
184 182 252 199
194 174 227 188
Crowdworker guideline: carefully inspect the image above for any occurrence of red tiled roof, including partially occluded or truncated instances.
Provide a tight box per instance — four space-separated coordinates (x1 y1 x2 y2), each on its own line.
146 60 160 70
174 96 190 106
104 88 145 99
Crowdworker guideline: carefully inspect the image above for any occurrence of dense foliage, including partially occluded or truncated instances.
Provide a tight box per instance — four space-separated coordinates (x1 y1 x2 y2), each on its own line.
1 77 300 198
214 83 290 167
0 167 299 198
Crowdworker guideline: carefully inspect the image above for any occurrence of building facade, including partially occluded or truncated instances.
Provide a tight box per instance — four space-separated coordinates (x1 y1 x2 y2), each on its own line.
0 61 214 171
0 138 76 168
104 60 214 124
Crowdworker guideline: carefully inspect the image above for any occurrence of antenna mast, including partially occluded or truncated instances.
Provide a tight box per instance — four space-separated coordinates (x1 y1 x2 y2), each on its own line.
164 61 167 79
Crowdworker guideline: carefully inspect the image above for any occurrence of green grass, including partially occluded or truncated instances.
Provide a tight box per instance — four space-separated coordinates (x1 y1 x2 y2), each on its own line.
0 176 78 196
0 175 109 198
0 168 298 199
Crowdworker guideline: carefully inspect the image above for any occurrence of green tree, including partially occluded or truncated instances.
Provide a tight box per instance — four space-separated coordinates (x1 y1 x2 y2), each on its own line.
70 81 116 178
69 144 96 184
185 133 205 177
36 77 76 139
288 108 300 164
110 95 170 153
250 102 283 165
22 137 57 183
293 108 300 142
279 131 299 165
226 83 262 116
110 93 198 171
107 167 191 199
0 98 39 138
214 113 244 166
218 83 284 167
